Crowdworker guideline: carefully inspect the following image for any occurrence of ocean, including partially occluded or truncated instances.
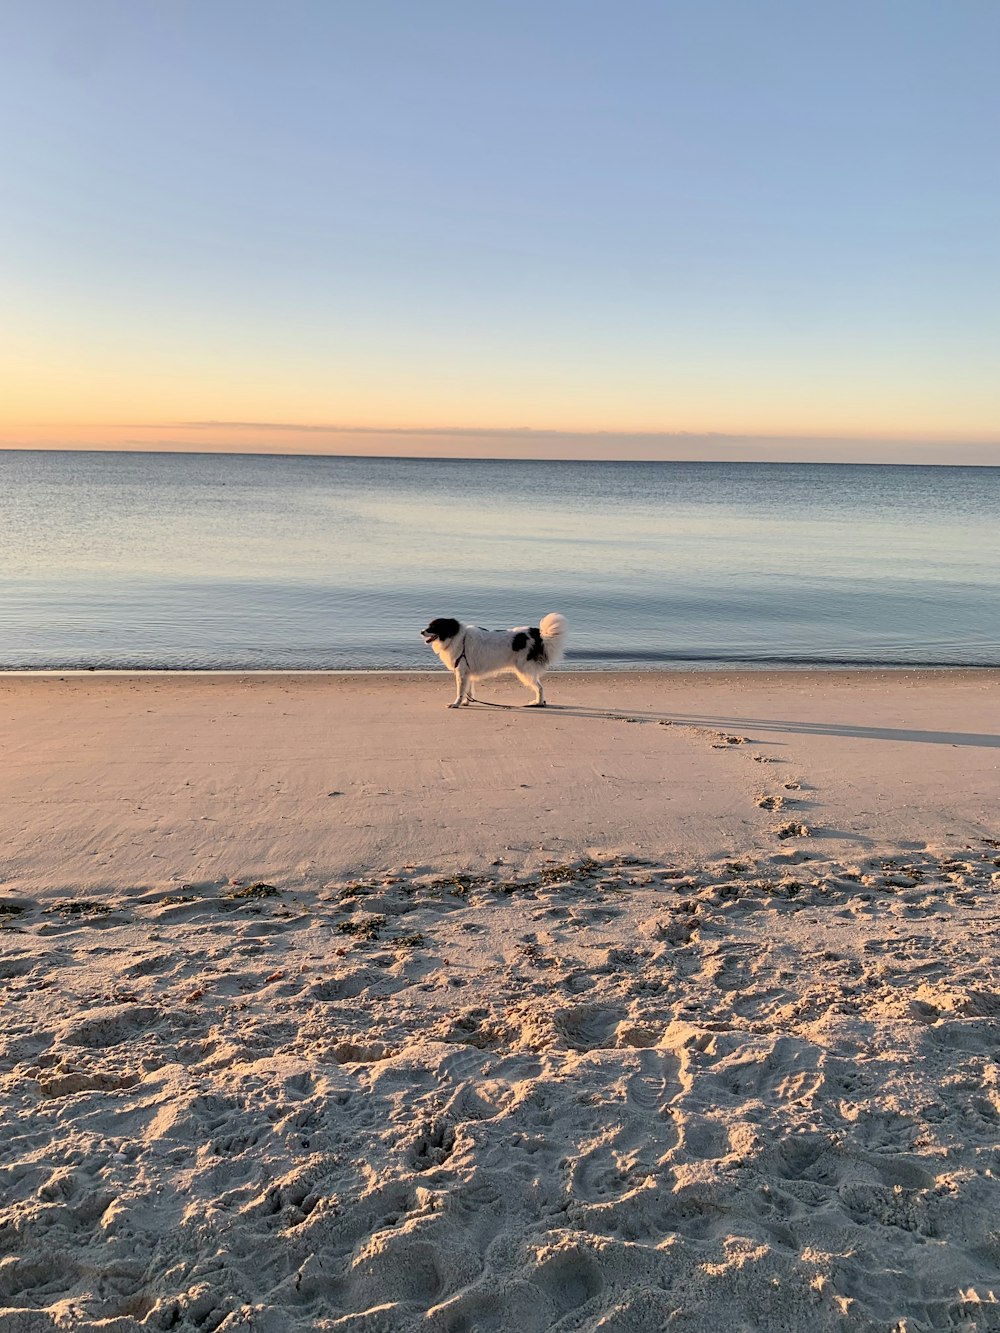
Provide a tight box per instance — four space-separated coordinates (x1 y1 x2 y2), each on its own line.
1 450 998 671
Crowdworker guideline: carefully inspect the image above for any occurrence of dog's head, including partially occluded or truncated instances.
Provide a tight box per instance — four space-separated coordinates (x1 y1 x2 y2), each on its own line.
421 617 461 645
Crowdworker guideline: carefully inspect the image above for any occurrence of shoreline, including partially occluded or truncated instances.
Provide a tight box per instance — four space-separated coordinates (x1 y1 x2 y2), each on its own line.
1 663 997 678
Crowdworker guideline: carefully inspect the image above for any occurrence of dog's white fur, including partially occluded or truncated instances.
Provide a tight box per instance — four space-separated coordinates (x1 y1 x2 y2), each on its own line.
421 613 567 708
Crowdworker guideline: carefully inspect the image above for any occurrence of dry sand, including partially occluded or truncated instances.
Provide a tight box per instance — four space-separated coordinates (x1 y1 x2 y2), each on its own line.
1 670 999 1331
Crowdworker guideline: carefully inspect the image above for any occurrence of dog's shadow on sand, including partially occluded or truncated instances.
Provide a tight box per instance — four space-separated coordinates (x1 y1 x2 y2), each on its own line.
470 700 1000 749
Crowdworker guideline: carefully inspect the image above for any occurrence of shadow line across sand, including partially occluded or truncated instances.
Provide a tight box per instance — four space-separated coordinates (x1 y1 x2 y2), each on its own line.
470 701 1000 748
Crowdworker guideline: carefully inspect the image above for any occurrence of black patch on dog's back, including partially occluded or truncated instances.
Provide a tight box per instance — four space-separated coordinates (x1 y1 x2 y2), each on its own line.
424 617 461 642
511 631 527 651
526 627 545 662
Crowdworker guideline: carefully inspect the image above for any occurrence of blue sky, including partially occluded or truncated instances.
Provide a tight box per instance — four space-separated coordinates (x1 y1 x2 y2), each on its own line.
2 1 999 459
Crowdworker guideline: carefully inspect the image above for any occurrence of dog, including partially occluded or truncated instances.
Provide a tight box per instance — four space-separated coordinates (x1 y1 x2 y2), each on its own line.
421 613 567 708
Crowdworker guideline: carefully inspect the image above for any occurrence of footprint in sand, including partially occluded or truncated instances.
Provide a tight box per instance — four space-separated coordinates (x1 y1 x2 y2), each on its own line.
775 821 811 840
756 794 787 811
624 1048 680 1111
528 1243 606 1320
58 1004 161 1049
553 1003 621 1051
407 1118 456 1172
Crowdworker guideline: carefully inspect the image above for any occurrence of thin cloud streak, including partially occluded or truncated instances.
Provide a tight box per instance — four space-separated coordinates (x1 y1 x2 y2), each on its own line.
174 421 748 440
105 423 1000 466
170 421 1000 447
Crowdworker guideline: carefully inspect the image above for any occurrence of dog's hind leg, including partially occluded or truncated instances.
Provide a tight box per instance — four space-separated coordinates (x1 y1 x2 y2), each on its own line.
516 669 546 707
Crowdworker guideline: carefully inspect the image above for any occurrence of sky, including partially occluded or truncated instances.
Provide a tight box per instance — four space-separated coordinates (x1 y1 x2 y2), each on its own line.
2 0 999 463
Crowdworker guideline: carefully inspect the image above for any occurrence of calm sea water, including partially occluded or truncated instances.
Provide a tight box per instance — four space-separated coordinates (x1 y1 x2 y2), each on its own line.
1 450 998 670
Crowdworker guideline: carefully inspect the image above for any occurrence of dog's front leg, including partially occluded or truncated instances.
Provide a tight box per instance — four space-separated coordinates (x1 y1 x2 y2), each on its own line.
449 667 469 708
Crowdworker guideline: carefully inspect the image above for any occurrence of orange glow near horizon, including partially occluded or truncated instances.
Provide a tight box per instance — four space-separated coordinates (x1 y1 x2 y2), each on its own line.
2 353 999 457
2 418 999 467
4 308 1000 456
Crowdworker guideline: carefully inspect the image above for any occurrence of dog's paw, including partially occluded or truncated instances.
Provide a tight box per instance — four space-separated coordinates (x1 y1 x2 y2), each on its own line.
448 701 462 709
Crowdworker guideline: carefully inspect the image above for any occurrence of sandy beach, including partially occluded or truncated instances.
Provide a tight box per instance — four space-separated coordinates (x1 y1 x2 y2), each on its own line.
2 670 999 1330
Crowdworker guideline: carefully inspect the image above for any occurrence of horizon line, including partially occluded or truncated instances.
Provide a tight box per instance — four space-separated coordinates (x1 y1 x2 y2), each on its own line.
4 421 999 467
2 445 998 470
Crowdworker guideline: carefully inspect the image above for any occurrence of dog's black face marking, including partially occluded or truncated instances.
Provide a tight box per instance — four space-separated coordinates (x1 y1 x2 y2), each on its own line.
511 631 527 651
421 617 461 644
526 627 546 662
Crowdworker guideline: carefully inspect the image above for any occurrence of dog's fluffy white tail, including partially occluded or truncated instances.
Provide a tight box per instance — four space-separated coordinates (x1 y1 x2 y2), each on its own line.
539 612 567 666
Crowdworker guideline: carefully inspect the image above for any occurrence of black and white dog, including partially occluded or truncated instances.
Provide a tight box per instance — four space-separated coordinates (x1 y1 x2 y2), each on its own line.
421 613 567 708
